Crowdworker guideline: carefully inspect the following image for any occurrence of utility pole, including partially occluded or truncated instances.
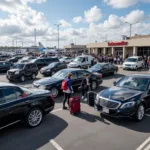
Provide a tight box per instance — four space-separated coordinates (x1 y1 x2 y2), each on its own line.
34 29 36 46
54 23 61 49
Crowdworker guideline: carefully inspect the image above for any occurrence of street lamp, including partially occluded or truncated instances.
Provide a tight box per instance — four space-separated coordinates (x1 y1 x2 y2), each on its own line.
125 21 139 38
54 23 61 49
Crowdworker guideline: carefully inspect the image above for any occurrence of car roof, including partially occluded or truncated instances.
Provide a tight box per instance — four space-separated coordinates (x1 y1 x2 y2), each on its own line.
128 56 141 58
61 68 84 72
97 63 108 65
0 82 17 87
128 74 150 78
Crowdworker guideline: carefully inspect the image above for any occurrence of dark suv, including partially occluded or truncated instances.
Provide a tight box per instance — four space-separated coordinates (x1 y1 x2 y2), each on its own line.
6 63 38 82
0 61 12 72
0 82 54 129
31 58 59 69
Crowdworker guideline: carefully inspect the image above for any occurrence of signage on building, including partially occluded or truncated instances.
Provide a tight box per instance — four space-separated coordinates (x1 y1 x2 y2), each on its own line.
108 41 128 46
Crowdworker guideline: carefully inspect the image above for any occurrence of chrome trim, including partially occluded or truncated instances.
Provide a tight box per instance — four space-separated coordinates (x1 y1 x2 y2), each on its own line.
0 120 20 130
99 96 122 110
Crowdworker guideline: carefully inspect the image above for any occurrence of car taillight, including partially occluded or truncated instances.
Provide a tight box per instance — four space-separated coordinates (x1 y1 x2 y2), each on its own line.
50 94 54 102
100 74 102 78
22 93 27 98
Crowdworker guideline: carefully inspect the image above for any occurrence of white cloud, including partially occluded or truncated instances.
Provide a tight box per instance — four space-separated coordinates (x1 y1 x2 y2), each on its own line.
58 19 72 27
23 0 47 3
73 16 82 23
84 6 102 23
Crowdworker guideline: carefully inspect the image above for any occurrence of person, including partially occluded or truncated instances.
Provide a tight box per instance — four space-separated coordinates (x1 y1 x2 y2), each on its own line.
62 73 73 109
147 57 150 73
144 55 148 69
81 74 91 101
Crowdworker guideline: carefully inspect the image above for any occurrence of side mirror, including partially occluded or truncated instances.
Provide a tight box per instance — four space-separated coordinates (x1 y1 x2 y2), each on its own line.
113 81 117 85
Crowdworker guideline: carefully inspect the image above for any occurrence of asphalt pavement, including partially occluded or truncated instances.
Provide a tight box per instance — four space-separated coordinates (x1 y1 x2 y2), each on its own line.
0 68 150 150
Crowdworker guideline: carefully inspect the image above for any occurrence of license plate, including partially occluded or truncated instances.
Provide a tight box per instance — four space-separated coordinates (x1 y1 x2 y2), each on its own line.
102 107 109 114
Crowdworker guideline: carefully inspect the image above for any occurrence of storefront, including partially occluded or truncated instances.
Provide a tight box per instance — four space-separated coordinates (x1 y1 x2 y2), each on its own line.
87 36 150 59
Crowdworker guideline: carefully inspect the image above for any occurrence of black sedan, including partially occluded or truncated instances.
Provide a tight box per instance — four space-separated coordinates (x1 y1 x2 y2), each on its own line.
0 61 12 72
33 68 103 97
0 82 54 129
88 63 118 76
40 62 67 76
95 74 150 121
8 56 24 63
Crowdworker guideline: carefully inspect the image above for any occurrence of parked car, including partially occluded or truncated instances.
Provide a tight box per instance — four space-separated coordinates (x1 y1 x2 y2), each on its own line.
31 58 59 69
95 74 150 121
0 61 12 72
6 62 38 82
8 56 24 63
0 55 10 61
0 82 54 129
123 56 143 70
40 62 67 76
59 57 74 64
88 63 118 76
33 68 103 97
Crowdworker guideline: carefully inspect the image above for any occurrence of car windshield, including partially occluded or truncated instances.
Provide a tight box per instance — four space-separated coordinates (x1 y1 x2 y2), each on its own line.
91 64 104 69
52 70 69 79
11 64 25 69
48 63 57 67
74 57 83 62
125 58 137 62
115 76 149 91
30 59 36 63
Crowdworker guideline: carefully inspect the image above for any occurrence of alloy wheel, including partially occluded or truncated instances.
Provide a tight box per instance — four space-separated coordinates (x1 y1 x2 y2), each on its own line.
21 76 25 82
51 87 59 97
32 73 36 79
137 105 145 121
91 81 97 90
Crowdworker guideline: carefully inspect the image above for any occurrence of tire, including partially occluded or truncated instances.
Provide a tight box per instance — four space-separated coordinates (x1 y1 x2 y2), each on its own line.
20 75 25 82
133 104 145 122
51 87 59 98
25 107 43 127
32 73 36 80
91 81 97 90
113 70 117 75
51 71 55 76
79 66 81 69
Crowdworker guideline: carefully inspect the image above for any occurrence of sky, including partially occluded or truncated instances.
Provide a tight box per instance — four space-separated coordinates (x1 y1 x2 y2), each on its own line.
0 0 150 48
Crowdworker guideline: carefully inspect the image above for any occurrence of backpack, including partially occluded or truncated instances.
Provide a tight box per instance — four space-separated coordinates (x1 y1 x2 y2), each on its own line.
61 79 68 90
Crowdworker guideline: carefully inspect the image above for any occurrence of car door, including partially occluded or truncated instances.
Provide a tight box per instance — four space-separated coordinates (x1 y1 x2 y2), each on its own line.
102 64 109 75
108 64 115 74
70 71 79 89
24 64 31 77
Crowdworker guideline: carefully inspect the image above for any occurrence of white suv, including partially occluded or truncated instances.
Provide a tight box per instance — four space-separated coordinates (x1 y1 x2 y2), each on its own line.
123 56 143 70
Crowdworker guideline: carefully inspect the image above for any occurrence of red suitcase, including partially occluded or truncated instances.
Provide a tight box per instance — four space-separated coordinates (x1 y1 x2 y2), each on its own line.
69 96 81 115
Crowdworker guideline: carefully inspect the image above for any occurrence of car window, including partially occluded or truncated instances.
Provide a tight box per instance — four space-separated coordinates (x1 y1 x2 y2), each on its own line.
36 59 45 63
103 64 109 69
77 70 91 78
2 88 17 103
72 72 78 79
25 64 31 69
0 90 5 104
108 64 114 68
15 87 24 99
138 58 142 61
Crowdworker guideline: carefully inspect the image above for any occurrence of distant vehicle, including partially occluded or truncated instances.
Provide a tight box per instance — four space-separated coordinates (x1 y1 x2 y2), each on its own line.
33 68 103 97
40 62 67 76
123 56 143 70
68 54 94 69
8 56 24 63
0 55 10 61
18 56 36 63
31 58 59 69
59 57 74 63
88 63 118 76
0 82 54 129
6 63 38 82
95 74 150 121
0 61 12 72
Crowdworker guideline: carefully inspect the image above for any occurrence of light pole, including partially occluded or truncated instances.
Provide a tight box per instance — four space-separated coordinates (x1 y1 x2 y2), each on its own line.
34 29 36 46
54 23 61 49
125 21 139 38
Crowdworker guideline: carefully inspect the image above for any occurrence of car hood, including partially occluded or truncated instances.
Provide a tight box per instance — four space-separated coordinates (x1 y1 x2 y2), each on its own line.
100 86 143 101
41 66 52 70
88 68 101 72
69 62 80 65
9 69 21 72
34 77 62 86
31 89 50 95
123 62 137 65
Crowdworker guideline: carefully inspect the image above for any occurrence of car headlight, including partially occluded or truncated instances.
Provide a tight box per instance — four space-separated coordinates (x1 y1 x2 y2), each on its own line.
15 71 20 74
46 69 51 72
120 101 135 109
39 85 46 90
95 94 100 104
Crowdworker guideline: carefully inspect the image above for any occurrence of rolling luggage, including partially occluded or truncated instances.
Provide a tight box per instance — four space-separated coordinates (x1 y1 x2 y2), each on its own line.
69 96 81 115
87 91 97 107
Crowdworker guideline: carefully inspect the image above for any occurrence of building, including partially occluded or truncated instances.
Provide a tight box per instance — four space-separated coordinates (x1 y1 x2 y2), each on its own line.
87 35 150 59
64 43 88 53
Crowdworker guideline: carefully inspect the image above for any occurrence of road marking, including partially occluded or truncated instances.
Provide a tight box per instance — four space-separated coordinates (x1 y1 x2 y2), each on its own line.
136 137 150 150
144 144 150 150
51 108 62 113
50 139 64 150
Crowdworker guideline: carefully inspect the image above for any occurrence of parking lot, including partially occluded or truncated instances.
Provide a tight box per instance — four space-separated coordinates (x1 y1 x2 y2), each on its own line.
1 68 150 150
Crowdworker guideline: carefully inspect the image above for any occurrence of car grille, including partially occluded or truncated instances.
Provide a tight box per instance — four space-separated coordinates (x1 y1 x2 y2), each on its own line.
99 98 121 109
125 64 131 66
8 71 14 75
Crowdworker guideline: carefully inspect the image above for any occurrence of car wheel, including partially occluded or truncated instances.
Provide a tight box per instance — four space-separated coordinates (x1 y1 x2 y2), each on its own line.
91 81 97 90
51 87 59 98
133 104 145 121
51 71 55 76
25 107 43 127
32 73 36 80
20 75 25 82
113 70 117 75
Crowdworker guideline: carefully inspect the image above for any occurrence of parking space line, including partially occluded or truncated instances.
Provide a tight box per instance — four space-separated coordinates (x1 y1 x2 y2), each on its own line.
51 108 62 113
50 139 64 150
145 114 150 117
144 144 150 150
136 137 150 150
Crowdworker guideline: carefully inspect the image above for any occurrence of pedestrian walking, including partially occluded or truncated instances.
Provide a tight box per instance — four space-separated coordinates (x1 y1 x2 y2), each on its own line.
81 74 91 101
61 73 73 109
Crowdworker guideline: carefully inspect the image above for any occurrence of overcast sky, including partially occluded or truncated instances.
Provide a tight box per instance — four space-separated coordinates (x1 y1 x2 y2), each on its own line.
0 0 150 48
